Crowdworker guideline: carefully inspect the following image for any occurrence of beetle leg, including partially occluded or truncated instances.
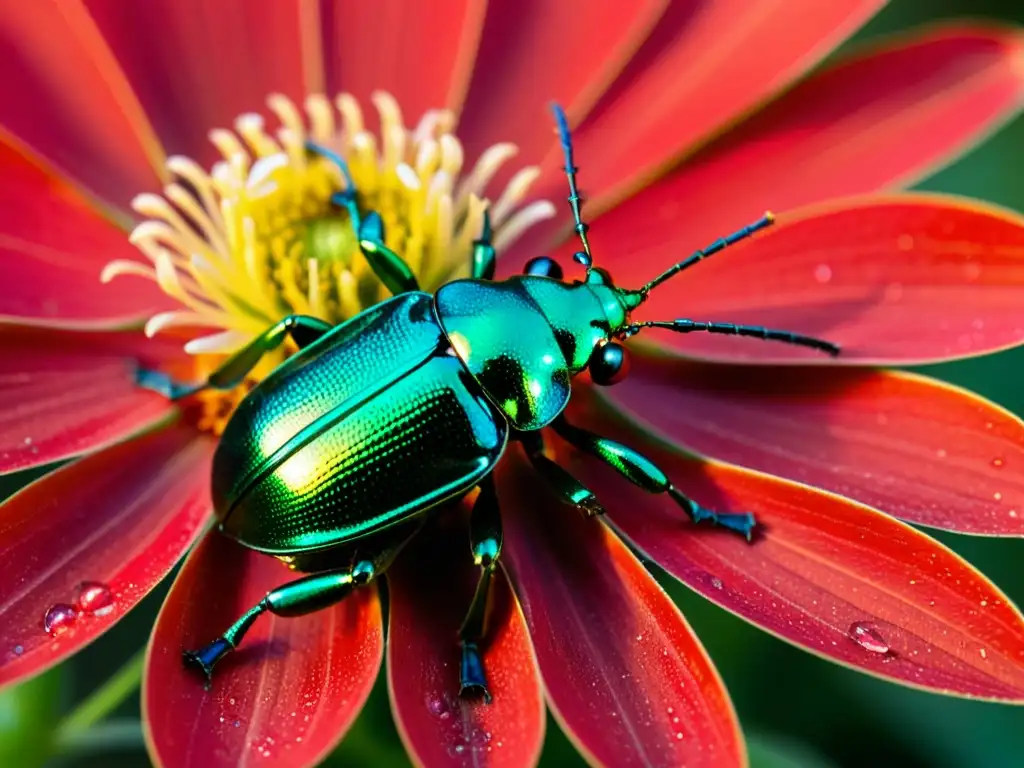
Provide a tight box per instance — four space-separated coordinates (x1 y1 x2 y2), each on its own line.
356 211 421 295
550 416 757 541
519 431 605 517
470 209 496 280
183 524 418 686
136 315 333 400
457 476 503 703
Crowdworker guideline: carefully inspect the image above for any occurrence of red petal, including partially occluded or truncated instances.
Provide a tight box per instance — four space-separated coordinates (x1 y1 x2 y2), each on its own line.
320 0 487 119
0 1 164 207
0 140 175 327
585 26 1024 272
84 0 315 169
563 394 1024 701
458 1 666 168
498 457 745 768
387 513 545 768
0 327 186 474
0 426 213 690
620 195 1024 364
145 532 383 768
607 353 1024 536
559 0 884 208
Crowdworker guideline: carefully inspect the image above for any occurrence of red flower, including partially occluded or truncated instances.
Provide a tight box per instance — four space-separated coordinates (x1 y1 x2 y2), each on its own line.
2 3 1024 767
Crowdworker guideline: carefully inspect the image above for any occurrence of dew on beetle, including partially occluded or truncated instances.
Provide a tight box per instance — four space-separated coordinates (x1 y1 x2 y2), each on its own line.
76 581 114 615
43 604 77 636
848 622 890 654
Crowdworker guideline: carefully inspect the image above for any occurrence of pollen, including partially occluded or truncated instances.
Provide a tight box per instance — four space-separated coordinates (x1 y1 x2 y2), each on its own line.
102 91 556 434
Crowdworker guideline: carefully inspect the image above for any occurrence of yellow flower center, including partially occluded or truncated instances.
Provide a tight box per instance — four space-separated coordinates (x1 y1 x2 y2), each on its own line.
102 91 555 434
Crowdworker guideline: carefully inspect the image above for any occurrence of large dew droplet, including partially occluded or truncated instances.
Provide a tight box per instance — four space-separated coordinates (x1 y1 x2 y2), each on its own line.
848 621 890 654
43 604 77 636
76 582 114 615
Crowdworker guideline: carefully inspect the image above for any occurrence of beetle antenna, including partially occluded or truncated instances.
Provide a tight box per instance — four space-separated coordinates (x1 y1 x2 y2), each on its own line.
551 103 594 274
620 318 840 356
640 212 775 299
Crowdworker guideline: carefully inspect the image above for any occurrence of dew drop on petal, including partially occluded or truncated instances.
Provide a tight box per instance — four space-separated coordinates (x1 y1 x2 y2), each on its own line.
43 604 77 636
991 457 1005 469
76 582 114 614
848 622 889 654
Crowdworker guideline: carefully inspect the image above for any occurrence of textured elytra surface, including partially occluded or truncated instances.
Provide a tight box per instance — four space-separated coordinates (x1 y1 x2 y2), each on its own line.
213 293 442 511
213 292 508 554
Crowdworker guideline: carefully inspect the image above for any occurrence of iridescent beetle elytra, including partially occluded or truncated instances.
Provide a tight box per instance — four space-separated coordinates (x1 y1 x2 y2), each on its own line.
140 104 839 701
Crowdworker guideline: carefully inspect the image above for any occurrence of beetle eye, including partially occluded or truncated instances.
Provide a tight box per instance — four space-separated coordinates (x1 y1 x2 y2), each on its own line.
589 341 629 386
523 256 563 279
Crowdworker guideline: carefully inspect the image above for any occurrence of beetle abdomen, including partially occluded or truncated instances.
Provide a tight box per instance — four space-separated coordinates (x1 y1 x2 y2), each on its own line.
212 292 508 554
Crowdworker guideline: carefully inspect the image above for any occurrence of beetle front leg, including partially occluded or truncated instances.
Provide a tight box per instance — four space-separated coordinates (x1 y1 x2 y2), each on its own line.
458 476 503 702
470 209 496 280
519 430 604 517
550 416 757 540
356 212 421 296
136 314 333 400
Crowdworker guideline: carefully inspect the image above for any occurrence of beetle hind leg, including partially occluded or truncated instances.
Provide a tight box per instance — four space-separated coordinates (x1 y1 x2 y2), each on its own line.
457 476 503 703
182 562 374 686
182 526 417 686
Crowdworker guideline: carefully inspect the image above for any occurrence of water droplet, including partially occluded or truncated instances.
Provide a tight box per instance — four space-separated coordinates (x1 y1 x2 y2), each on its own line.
814 264 832 284
897 235 914 251
23 436 32 445
992 457 1005 469
447 744 466 757
994 492 1003 502
980 648 988 659
427 696 451 719
675 732 684 741
710 577 723 590
43 604 77 636
469 729 492 747
964 263 982 281
936 449 947 459
13 644 23 656
233 720 241 728
848 622 889 654
76 582 113 614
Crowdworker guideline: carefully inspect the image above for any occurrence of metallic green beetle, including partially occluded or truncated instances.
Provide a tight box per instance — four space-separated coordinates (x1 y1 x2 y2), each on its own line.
142 104 840 701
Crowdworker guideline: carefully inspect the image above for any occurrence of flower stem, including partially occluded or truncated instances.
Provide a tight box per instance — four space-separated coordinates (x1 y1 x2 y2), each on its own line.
53 647 146 750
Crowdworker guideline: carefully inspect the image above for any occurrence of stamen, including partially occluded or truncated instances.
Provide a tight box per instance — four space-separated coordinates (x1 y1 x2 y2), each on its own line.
104 90 556 434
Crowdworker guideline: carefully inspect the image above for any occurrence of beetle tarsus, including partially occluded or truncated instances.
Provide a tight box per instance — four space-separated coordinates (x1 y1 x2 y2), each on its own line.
135 366 199 401
578 494 606 518
458 642 492 704
182 637 233 689
685 500 757 541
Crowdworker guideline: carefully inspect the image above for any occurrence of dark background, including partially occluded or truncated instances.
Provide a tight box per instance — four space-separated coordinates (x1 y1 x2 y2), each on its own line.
3 2 1024 766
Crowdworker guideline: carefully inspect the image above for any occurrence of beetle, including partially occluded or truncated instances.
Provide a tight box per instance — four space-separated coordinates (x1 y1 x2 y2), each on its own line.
141 104 840 701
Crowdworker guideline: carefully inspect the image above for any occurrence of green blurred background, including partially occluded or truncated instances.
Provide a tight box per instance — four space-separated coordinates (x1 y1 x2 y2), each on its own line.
4 2 1024 766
